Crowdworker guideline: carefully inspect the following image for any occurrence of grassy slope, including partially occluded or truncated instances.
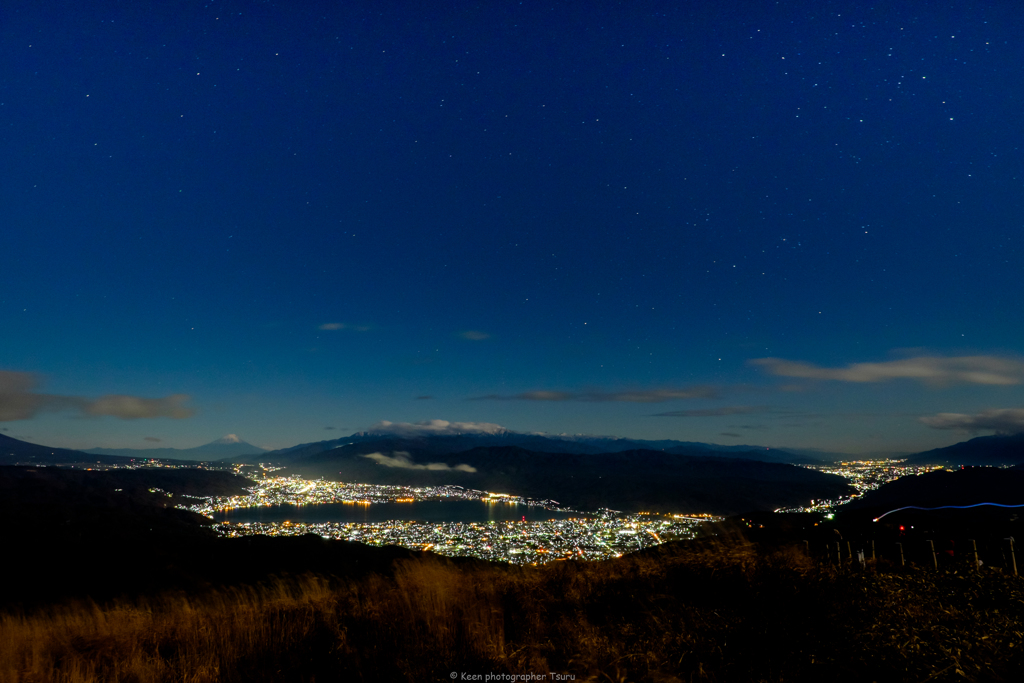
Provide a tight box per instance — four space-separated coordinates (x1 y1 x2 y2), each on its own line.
3 540 1023 682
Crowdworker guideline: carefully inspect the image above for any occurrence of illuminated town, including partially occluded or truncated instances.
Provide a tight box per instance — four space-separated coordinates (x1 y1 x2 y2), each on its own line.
30 459 955 562
176 469 719 564
774 459 949 514
214 515 710 564
183 471 565 517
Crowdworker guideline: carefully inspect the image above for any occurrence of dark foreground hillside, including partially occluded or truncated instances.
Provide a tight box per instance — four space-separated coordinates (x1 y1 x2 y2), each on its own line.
840 466 1024 521
0 466 433 609
2 539 1023 682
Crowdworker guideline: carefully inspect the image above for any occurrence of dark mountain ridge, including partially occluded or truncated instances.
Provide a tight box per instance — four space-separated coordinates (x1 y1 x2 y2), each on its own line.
0 465 456 610
233 430 821 466
839 466 1024 522
86 435 267 461
904 432 1024 466
0 433 208 467
1 432 136 466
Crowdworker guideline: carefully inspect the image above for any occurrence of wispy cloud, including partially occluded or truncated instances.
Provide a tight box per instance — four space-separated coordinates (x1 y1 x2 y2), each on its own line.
920 409 1024 433
0 370 195 422
144 436 162 442
652 405 770 417
471 386 719 403
750 355 1024 386
319 322 373 332
415 395 434 400
719 432 741 438
362 451 477 473
369 419 507 436
459 330 491 341
85 394 193 419
472 391 573 401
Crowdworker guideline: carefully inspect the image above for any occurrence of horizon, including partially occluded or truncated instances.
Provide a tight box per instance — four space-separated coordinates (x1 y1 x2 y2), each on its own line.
0 420 1013 457
4 2 1023 455
11 420 1020 460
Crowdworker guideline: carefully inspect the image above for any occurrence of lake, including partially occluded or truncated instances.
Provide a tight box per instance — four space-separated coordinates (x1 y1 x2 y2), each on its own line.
212 499 589 524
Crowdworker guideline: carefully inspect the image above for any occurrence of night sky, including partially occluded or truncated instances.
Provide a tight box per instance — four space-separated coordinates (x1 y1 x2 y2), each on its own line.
3 1 1023 454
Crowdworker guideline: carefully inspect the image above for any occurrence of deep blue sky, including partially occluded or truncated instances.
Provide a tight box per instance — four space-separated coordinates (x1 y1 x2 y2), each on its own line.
3 1 1023 453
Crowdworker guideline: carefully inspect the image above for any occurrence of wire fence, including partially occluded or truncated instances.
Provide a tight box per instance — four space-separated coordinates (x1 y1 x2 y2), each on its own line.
802 535 1019 573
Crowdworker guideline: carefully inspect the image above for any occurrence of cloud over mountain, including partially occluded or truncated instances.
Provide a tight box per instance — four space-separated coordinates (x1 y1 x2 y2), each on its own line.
920 409 1024 433
362 451 477 473
368 419 507 436
750 355 1024 386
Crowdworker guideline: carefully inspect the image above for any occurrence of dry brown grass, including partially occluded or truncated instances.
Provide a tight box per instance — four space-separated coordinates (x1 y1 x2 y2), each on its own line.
2 542 1024 682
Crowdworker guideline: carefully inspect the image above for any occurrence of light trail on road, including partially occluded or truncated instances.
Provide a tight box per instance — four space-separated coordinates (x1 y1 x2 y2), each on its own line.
874 502 1024 522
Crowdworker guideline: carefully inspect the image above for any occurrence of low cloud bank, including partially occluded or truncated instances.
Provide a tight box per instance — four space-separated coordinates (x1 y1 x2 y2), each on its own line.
920 408 1024 433
471 386 718 403
0 370 195 421
369 419 507 436
750 355 1024 386
362 451 477 473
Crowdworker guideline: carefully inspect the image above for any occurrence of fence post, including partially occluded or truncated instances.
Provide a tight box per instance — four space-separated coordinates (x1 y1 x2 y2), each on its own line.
896 542 904 567
871 539 876 561
835 541 842 566
971 539 980 571
928 540 938 570
1009 538 1018 576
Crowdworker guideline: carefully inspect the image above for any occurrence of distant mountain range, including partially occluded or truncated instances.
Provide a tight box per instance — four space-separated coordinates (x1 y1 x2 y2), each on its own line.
237 429 824 466
1 430 850 514
85 434 267 461
1 433 138 466
0 433 262 466
8 425 1024 514
12 426 1024 470
903 433 1024 466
